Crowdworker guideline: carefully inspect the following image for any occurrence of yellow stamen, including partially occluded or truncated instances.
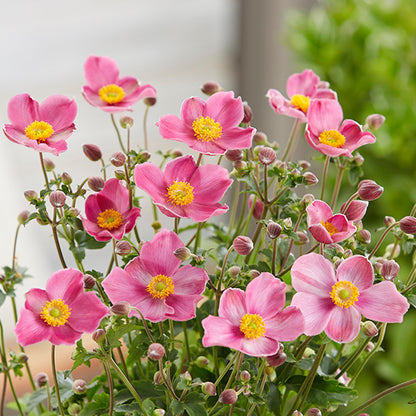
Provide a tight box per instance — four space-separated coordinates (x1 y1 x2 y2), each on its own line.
166 181 194 206
98 84 126 104
97 209 123 230
319 129 346 148
239 313 266 340
330 280 360 308
321 220 339 235
192 116 222 142
40 298 71 327
290 94 310 113
146 274 174 299
24 121 54 142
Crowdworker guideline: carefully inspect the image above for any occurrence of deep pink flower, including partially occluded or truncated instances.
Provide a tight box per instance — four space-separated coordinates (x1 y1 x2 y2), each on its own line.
266 69 337 123
102 229 208 322
290 253 409 343
3 93 77 156
82 55 156 113
202 273 304 357
157 91 255 155
134 155 232 222
307 200 356 244
15 268 108 346
305 99 376 157
81 178 141 241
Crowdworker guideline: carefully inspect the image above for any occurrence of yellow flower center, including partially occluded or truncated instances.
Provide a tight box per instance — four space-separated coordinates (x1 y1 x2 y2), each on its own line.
192 116 222 142
97 209 123 230
24 121 54 142
319 129 346 148
330 280 360 308
98 84 126 104
321 220 339 235
40 298 71 327
290 94 310 113
239 313 266 340
166 181 194 206
146 274 175 299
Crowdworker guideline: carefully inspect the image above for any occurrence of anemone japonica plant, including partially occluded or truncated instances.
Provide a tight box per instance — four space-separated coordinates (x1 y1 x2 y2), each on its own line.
2 60 416 416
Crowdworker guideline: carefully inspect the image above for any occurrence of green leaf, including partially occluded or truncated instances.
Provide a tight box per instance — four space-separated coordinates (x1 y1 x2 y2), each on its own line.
79 392 109 416
171 392 209 416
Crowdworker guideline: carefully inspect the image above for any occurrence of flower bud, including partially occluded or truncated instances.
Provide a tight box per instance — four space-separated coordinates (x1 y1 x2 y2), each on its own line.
242 101 253 124
49 190 66 208
358 180 383 201
43 158 55 171
300 193 315 210
144 97 157 106
152 409 166 416
154 370 165 385
233 236 254 255
201 381 217 396
174 246 192 261
248 269 260 279
196 356 210 367
152 221 162 232
219 389 238 404
140 150 152 161
92 328 106 344
282 217 292 228
361 321 378 338
88 176 105 192
194 254 205 264
201 80 222 96
72 379 87 394
35 372 48 388
385 243 400 258
110 151 127 167
384 215 396 227
248 195 264 220
252 131 267 145
114 169 125 180
60 172 72 185
83 144 102 161
343 249 353 258
292 412 303 416
365 113 385 130
115 240 132 256
305 408 322 416
17 210 30 224
399 216 416 234
16 353 29 363
266 351 287 367
111 301 131 316
303 172 319 186
267 221 282 239
227 265 241 278
240 370 251 382
357 229 371 245
380 259 399 281
294 231 309 246
83 274 96 290
258 147 276 165
225 149 244 162
120 116 134 129
148 343 166 361
354 153 365 166
24 190 38 201
68 403 82 415
342 200 368 222
365 341 375 353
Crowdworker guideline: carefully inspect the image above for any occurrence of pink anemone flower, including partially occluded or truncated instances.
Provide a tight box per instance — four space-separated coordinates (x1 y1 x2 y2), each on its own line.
82 55 156 113
266 69 337 123
202 273 304 357
81 178 141 241
134 155 232 222
102 229 209 322
3 93 77 156
157 91 255 155
290 253 409 343
305 99 376 157
307 200 356 244
15 268 108 346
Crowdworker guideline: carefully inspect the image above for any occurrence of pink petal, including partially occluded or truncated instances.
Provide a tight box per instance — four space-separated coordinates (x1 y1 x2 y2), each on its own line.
122 207 141 234
308 223 334 244
355 281 409 323
117 76 139 95
164 155 196 183
204 91 244 130
286 69 319 97
186 139 227 155
307 99 343 137
240 336 280 357
305 129 350 158
124 257 153 286
171 264 208 295
181 96 205 126
3 125 28 144
325 306 362 343
48 325 83 345
155 201 186 219
214 127 255 151
24 289 49 314
84 55 119 91
265 306 304 341
291 253 336 296
39 95 77 131
306 200 333 225
185 201 229 222
81 217 112 242
134 295 174 323
267 89 308 122
134 162 168 204
7 94 39 130
202 315 244 351
100 179 130 213
165 293 203 321
15 308 50 346
157 114 194 141
336 256 374 290
218 288 247 326
340 120 376 153
46 268 83 305
342 200 368 222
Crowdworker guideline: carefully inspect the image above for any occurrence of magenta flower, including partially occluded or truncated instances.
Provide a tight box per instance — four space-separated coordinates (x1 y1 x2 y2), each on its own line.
3 93 77 156
134 155 232 222
202 273 304 357
305 99 376 157
82 55 156 113
266 69 337 123
157 91 255 155
81 178 141 241
102 229 209 322
307 200 356 244
15 268 108 346
290 253 409 343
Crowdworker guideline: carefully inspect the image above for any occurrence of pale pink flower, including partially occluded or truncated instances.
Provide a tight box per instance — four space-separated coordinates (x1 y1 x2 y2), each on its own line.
157 91 255 155
307 200 356 244
266 69 337 123
202 273 304 356
102 229 208 322
82 55 156 113
134 155 232 222
81 178 141 241
3 93 77 155
290 253 409 343
15 268 108 346
305 99 376 157
341 200 369 223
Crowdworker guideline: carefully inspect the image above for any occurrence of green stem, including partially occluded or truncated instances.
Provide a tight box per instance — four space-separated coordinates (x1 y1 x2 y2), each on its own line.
51 345 65 416
331 160 345 209
111 114 127 153
281 119 301 162
51 208 67 269
215 246 234 315
39 152 50 191
182 321 191 363
320 155 331 201
143 104 150 150
103 362 114 416
368 222 399 259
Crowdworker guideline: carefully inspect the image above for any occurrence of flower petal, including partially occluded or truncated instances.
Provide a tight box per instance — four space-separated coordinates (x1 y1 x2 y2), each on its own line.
164 155 197 183
46 268 83 305
172 264 208 295
218 288 247 325
307 99 343 136
157 114 194 141
240 336 281 357
265 306 304 341
205 91 243 130
336 256 374 290
7 94 39 130
84 55 119 91
325 306 362 343
15 308 50 346
181 96 205 126
39 95 77 131
134 162 168 204
202 315 243 351
286 69 319 97
24 288 49 314
165 293 203 321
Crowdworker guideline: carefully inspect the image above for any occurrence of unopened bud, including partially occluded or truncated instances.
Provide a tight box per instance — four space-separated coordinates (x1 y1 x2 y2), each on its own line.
240 370 251 382
282 217 292 228
303 172 318 186
365 113 385 130
181 371 192 383
111 301 131 316
24 190 38 201
300 193 315 210
83 274 96 290
43 158 55 171
49 190 66 208
305 408 322 416
201 80 222 96
61 172 72 185
72 379 87 394
266 351 287 367
227 265 241 278
148 343 166 361
88 176 105 192
242 101 253 124
83 144 102 161
16 353 29 363
68 403 82 415
152 410 166 416
35 372 48 388
399 216 416 234
248 269 260 279
361 321 378 338
225 149 244 162
152 221 162 232
140 150 152 161
354 153 365 166
154 370 165 385
381 259 400 280
357 229 371 245
196 356 210 367
258 147 276 165
384 216 396 227
233 236 254 255
233 160 248 172
115 240 132 256
119 116 134 129
385 243 400 259
342 200 368 222
168 149 183 159
201 381 216 396
291 168 301 178
174 247 192 261
252 131 267 145
358 180 384 201
92 328 106 344
144 97 157 106
219 389 238 404
110 151 127 167
292 412 303 416
264 366 274 376
248 195 264 220
299 160 311 170
365 341 375 353
17 210 30 224
267 221 282 239
114 169 125 180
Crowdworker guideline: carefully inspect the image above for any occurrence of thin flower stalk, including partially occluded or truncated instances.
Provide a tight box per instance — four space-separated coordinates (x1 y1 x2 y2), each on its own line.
39 152 50 191
330 159 346 209
51 345 65 416
368 221 399 259
320 155 331 200
143 103 150 150
111 113 127 153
